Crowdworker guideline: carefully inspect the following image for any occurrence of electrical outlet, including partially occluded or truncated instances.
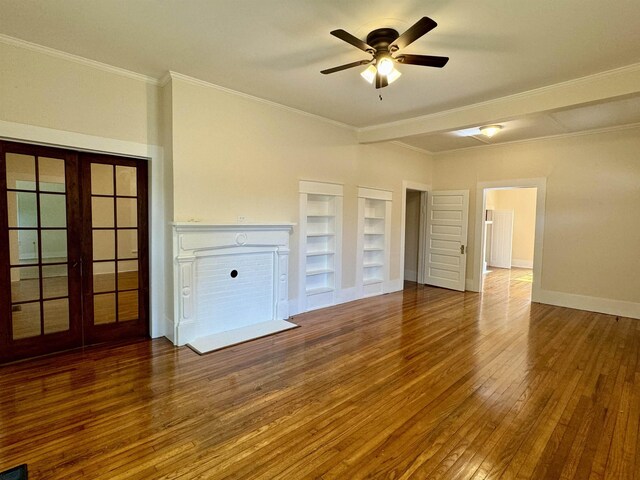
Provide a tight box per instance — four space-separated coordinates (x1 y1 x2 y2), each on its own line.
238 216 247 224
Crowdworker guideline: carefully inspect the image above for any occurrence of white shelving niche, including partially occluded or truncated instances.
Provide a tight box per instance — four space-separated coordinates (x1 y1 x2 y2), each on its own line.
356 187 392 298
299 181 343 312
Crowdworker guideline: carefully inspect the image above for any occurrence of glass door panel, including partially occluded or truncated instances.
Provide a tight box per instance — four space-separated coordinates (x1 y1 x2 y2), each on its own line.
82 154 148 344
0 142 82 362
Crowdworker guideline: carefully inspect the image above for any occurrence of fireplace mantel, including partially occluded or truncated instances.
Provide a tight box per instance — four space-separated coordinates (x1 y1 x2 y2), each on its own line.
172 223 294 346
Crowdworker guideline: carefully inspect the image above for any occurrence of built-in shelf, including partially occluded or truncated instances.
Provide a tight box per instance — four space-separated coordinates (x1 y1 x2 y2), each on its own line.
357 187 392 299
300 181 343 312
306 268 334 276
306 250 335 256
306 286 334 296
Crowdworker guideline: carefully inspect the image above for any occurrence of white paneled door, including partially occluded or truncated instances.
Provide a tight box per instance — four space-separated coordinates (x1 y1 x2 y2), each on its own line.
489 210 514 269
425 190 469 291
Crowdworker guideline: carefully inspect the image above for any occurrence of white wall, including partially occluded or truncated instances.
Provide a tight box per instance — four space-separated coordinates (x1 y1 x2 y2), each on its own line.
170 76 434 308
434 127 640 315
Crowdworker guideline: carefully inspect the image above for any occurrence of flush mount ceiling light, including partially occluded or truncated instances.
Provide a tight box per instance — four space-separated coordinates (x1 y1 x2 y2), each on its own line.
321 17 449 89
479 125 503 138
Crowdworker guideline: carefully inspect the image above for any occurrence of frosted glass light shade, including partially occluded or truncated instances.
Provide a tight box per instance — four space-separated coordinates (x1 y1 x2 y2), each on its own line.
360 65 376 83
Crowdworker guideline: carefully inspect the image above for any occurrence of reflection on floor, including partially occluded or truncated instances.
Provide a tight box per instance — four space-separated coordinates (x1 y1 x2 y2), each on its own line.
10 271 139 340
2 274 636 478
482 267 533 301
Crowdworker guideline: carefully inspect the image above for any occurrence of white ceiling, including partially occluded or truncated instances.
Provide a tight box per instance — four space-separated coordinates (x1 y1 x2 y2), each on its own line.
1 0 639 146
400 95 640 152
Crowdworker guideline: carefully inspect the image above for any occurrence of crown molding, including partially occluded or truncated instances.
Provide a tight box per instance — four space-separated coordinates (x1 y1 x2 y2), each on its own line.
389 140 433 156
167 71 355 131
358 62 640 143
0 33 160 85
158 72 173 87
432 121 640 156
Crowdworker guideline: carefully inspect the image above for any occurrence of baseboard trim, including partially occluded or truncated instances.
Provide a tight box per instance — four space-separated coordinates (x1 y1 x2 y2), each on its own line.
386 278 404 293
511 259 534 268
535 289 640 319
465 279 477 292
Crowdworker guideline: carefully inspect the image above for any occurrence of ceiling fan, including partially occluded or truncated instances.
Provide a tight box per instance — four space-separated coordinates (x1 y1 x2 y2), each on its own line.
321 17 449 89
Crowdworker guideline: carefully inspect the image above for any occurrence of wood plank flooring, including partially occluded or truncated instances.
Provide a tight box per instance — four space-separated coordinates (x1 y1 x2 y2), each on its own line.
1 268 639 479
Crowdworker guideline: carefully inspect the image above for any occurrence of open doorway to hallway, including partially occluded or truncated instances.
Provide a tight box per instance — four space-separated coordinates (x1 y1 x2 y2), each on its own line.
404 189 422 284
482 187 537 299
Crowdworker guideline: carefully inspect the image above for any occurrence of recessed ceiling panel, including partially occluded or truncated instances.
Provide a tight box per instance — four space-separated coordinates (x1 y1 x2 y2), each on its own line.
400 133 485 153
549 95 640 132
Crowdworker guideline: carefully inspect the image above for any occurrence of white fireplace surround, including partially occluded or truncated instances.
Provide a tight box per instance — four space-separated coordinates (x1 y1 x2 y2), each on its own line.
173 223 294 346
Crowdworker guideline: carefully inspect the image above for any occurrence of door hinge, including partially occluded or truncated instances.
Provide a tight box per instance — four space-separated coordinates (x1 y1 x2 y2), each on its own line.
460 245 465 254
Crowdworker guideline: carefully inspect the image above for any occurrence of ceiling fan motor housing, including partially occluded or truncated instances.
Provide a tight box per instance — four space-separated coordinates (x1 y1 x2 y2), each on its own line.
366 28 400 55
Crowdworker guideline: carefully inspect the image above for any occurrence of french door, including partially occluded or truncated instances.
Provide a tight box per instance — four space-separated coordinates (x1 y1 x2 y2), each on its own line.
0 141 148 363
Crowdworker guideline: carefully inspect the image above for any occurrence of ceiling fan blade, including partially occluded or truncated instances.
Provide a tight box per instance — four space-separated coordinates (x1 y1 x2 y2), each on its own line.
396 54 449 68
375 72 388 89
330 29 375 53
390 17 437 51
321 59 371 75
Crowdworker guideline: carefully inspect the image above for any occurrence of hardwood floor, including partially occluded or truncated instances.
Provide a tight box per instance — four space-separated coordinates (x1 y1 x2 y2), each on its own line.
1 269 638 479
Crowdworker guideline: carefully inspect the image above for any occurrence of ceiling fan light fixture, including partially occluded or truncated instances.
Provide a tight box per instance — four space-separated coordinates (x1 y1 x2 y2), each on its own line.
360 64 377 84
377 57 394 76
387 67 402 84
480 125 503 138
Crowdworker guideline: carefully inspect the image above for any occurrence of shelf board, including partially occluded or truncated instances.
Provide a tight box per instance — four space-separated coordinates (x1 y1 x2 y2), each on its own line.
364 232 384 236
306 251 335 257
306 286 334 295
363 263 383 268
306 268 334 276
307 214 334 218
364 215 384 220
363 278 383 286
307 233 335 237
363 247 384 252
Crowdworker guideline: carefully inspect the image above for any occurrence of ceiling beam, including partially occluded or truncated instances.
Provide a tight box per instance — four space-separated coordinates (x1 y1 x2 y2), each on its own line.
357 63 640 143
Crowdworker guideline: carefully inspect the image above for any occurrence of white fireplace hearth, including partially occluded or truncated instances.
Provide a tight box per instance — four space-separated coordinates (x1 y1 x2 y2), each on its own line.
172 223 295 350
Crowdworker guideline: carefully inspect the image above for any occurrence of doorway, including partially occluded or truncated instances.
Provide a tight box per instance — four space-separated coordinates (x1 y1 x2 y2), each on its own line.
403 189 422 283
400 181 429 287
0 141 149 363
477 182 544 300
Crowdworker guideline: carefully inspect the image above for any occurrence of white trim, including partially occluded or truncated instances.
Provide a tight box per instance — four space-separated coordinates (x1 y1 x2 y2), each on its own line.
357 186 393 201
390 140 434 155
299 180 344 196
511 259 534 268
0 33 159 85
0 119 167 339
168 72 354 131
387 278 404 293
432 122 640 155
473 179 546 304
399 181 431 288
536 290 640 320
